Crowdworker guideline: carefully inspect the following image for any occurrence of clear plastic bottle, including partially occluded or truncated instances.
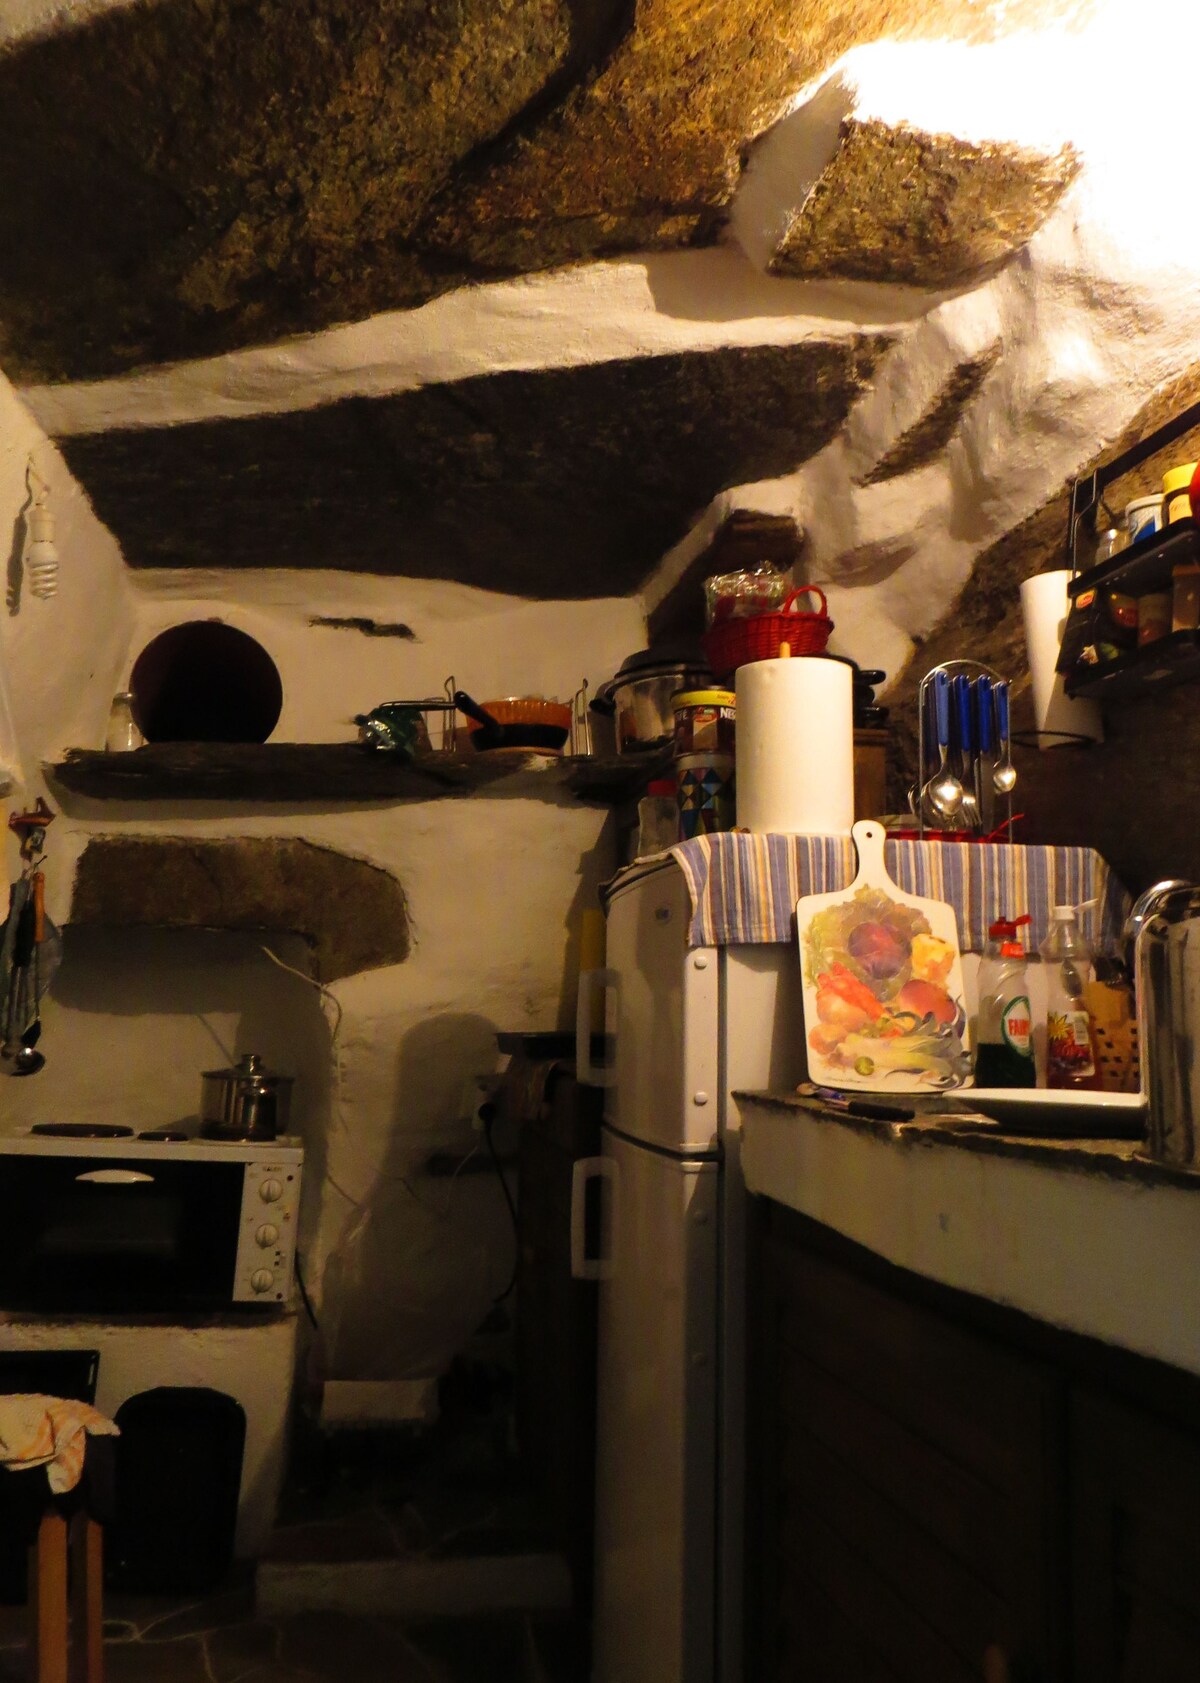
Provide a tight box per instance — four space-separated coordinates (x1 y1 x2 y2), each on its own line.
974 915 1035 1087
1039 904 1100 1090
104 691 144 752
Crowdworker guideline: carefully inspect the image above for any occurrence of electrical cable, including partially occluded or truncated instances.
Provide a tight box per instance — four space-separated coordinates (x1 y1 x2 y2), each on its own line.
256 942 487 1220
294 1251 320 1331
481 1101 519 1303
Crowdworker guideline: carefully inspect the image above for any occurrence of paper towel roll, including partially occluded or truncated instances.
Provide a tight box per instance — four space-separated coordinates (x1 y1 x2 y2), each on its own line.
1019 570 1103 747
736 656 854 835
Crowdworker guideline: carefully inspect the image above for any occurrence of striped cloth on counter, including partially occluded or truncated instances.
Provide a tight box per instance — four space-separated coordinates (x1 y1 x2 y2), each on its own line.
666 833 1128 955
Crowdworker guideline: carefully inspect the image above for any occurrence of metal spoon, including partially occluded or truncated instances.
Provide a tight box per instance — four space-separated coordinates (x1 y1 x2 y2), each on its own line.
952 675 980 832
992 679 1017 794
923 671 963 819
9 1045 44 1075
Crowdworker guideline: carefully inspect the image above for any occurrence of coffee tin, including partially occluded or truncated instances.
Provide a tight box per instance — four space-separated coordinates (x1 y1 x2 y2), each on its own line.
672 689 736 757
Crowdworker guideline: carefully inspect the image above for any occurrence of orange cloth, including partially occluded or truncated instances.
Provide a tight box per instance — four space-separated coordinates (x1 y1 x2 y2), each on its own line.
0 1395 119 1493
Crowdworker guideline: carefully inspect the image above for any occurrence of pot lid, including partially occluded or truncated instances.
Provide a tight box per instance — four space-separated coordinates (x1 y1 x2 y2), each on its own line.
202 1051 291 1084
594 643 714 708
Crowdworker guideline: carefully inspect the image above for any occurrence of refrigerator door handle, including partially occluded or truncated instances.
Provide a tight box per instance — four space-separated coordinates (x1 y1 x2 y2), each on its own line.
576 966 619 1087
570 1155 615 1280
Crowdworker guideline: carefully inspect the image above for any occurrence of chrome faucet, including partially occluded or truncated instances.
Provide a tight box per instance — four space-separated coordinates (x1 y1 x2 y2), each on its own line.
1124 879 1200 1167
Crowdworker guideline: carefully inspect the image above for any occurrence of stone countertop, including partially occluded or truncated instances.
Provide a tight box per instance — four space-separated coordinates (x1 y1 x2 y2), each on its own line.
736 1089 1200 1380
737 1089 1200 1193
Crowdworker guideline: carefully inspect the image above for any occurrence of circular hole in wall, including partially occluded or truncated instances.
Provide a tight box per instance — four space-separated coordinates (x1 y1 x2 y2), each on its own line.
129 621 283 743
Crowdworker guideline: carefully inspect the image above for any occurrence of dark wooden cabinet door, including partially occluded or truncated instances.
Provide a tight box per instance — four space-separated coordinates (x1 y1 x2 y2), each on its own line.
1071 1387 1200 1682
749 1205 1067 1683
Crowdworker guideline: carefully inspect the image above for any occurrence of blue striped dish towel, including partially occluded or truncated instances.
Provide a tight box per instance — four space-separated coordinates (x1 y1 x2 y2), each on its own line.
665 833 1128 955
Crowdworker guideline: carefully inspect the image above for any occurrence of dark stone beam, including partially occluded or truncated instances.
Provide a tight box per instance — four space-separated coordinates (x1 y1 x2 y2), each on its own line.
859 346 1000 485
70 836 409 982
59 338 888 594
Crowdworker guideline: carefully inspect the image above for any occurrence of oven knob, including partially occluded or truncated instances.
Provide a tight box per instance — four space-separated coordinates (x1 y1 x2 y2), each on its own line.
256 1224 280 1248
250 1269 275 1294
259 1179 284 1203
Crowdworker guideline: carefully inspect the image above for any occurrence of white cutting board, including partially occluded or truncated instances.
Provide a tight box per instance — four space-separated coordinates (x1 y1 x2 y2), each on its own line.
796 820 973 1093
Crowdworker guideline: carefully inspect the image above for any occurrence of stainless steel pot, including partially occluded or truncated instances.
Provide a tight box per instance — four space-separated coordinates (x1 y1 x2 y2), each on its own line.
592 645 714 754
200 1052 292 1141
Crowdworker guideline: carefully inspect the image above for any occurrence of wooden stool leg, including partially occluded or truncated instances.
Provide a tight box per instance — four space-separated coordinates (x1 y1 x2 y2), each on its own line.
68 1512 103 1683
28 1510 69 1683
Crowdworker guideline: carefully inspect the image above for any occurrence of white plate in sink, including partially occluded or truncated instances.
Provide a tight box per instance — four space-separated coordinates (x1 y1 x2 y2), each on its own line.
939 1087 1146 1139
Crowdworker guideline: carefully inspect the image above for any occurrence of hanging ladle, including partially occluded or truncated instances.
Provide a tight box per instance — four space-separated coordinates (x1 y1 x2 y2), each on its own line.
922 670 964 821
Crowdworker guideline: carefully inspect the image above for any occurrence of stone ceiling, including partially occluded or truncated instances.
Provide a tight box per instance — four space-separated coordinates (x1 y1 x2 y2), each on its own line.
0 0 1090 597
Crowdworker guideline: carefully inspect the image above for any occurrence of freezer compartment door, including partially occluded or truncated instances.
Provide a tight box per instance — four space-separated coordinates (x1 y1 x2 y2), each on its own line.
604 864 719 1153
592 1126 718 1683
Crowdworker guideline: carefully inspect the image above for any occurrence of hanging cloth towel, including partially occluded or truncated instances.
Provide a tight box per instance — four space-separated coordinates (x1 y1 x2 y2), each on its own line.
0 1394 119 1493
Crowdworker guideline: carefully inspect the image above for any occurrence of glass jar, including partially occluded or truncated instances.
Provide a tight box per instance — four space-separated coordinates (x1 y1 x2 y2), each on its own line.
105 691 145 752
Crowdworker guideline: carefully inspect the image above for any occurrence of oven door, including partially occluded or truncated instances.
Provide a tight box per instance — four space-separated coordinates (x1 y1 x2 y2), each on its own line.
0 1153 247 1311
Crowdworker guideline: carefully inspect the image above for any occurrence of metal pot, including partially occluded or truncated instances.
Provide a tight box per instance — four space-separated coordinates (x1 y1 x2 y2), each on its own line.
200 1052 292 1142
592 644 714 754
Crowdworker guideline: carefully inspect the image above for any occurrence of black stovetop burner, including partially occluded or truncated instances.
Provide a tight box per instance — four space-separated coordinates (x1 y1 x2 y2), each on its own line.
30 1123 136 1139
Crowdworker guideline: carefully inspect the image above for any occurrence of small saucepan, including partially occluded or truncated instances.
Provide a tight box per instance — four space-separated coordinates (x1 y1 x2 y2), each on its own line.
453 691 571 753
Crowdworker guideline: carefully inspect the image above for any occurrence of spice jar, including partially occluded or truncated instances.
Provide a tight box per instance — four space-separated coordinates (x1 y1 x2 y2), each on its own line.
1163 462 1198 526
1137 591 1171 646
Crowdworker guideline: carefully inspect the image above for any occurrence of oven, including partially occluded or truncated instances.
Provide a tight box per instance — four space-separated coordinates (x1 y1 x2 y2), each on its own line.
0 1125 302 1312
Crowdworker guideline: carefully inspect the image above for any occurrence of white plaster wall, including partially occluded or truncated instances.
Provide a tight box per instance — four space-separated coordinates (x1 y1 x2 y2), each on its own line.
0 371 134 780
0 1309 299 1556
0 569 642 1384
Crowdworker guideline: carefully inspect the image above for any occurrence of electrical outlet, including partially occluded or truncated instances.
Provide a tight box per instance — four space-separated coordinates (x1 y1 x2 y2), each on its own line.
461 1073 502 1131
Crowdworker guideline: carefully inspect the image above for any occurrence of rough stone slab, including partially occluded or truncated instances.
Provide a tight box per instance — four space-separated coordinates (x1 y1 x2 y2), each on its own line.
0 0 1080 382
858 346 1000 484
423 0 1079 279
57 339 888 592
770 118 1079 287
69 836 409 982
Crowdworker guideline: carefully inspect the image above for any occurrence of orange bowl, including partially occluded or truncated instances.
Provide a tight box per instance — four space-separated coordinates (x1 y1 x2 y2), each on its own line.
461 697 572 751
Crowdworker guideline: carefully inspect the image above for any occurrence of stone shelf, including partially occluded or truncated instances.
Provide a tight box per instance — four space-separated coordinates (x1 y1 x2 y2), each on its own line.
46 742 668 805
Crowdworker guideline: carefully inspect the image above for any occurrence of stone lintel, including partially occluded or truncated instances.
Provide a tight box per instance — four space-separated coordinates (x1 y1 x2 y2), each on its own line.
70 836 408 982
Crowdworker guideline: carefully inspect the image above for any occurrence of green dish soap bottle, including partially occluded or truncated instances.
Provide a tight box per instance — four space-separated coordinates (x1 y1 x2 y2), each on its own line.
974 915 1036 1088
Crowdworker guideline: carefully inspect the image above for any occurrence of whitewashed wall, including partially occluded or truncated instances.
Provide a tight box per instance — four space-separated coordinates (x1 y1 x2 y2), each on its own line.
0 452 642 1381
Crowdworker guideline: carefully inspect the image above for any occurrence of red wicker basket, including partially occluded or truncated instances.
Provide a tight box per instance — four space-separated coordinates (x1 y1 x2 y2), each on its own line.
702 586 833 681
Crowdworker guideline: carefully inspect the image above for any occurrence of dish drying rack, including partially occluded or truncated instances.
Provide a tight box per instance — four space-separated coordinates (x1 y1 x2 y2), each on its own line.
388 677 594 756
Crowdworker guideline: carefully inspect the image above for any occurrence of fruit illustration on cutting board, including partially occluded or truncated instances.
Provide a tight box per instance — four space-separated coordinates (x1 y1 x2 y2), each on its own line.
797 822 972 1091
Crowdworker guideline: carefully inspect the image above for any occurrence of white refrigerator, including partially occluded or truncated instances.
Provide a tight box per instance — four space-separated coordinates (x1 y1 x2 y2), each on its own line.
574 858 806 1683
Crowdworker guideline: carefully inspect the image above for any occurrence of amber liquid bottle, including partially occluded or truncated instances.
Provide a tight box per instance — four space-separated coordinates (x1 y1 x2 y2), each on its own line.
1040 906 1101 1091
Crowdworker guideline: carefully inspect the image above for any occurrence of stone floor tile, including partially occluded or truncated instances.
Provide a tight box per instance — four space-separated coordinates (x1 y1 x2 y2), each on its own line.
0 1603 25 1651
276 1609 439 1682
107 1571 256 1639
104 1634 213 1683
403 1614 529 1683
206 1618 281 1682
